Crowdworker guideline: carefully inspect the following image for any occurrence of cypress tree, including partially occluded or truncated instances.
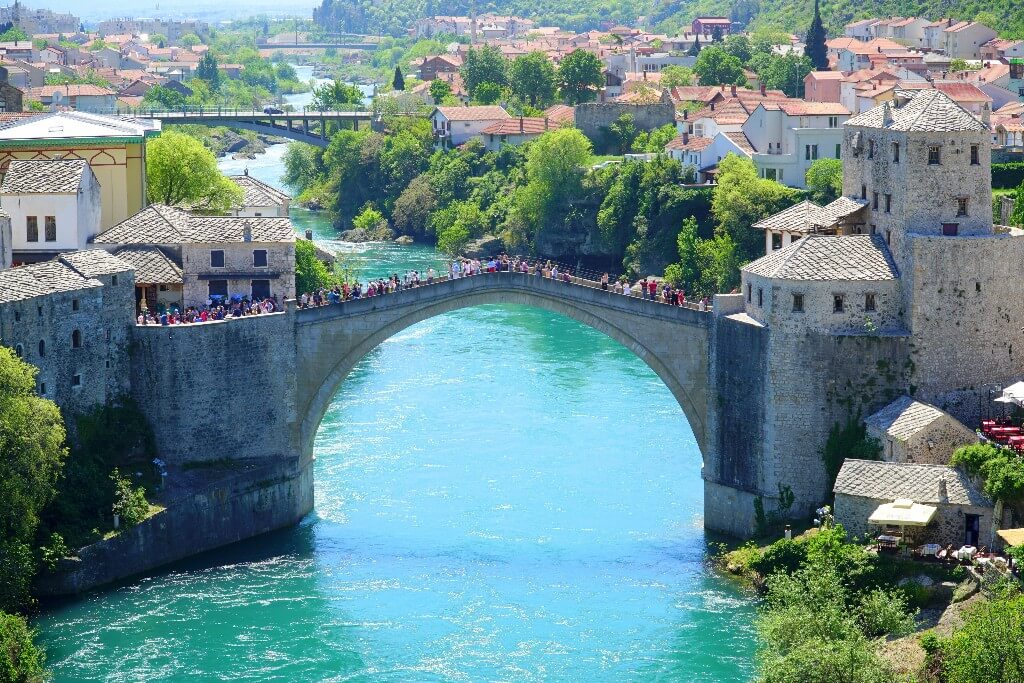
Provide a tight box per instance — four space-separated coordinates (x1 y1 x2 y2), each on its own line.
804 0 829 71
688 33 701 57
393 66 405 91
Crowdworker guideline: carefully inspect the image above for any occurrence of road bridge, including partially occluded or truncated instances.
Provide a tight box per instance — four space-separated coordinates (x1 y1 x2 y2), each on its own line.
132 108 376 146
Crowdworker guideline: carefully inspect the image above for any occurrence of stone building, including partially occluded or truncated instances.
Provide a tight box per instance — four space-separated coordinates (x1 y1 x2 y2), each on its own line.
865 396 978 464
92 204 296 308
0 249 134 416
712 87 1024 530
110 245 183 314
0 65 22 112
834 459 995 547
0 159 102 264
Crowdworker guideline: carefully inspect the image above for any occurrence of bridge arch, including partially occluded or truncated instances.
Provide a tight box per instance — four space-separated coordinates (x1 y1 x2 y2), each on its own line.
294 275 712 465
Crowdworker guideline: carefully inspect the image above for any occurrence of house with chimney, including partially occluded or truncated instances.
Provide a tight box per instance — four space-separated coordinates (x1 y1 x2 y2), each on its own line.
481 116 554 150
430 105 512 148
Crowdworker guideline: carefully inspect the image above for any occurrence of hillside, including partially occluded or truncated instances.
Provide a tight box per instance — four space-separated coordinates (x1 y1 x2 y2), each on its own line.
314 0 1024 40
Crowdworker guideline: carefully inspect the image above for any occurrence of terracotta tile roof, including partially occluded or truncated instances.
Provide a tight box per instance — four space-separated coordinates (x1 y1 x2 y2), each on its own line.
113 246 183 284
898 82 992 103
664 134 713 152
543 104 574 125
0 159 88 194
481 117 550 135
772 101 851 115
723 130 755 155
0 259 101 304
834 459 989 506
25 84 116 98
806 70 848 80
846 89 987 132
435 105 511 122
59 249 134 277
743 234 897 281
229 175 291 207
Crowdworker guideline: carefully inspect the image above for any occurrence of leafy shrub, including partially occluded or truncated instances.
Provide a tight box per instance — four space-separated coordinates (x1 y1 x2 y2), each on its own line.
110 469 149 529
857 587 917 638
951 443 1024 501
0 612 46 683
943 593 1024 683
822 418 881 492
758 636 896 683
992 162 1024 190
919 632 942 655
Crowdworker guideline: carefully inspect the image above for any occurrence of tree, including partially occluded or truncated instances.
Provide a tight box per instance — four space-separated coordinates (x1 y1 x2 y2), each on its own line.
943 594 1024 683
145 130 243 213
805 158 842 204
803 0 828 71
0 347 67 613
694 47 746 86
110 468 149 529
149 33 168 48
392 66 405 91
0 26 28 42
607 113 638 154
472 81 502 105
194 52 220 89
724 34 752 63
1012 180 1024 227
0 612 47 682
508 52 557 108
515 128 592 230
461 45 507 98
711 25 723 43
352 205 388 234
688 33 701 57
311 81 364 110
760 54 813 97
948 58 971 72
178 32 201 48
142 84 186 110
660 65 694 88
429 78 452 104
556 49 603 105
392 174 437 238
295 239 339 293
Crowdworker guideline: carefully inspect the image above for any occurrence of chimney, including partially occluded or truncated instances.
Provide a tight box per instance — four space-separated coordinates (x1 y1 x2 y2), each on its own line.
243 223 252 242
982 101 991 126
731 84 736 96
760 83 766 95
881 102 892 125
519 116 523 132
937 476 948 503
682 131 689 144
710 101 715 110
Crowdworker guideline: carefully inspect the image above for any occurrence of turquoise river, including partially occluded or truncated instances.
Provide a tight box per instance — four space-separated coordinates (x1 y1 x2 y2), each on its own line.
33 131 759 681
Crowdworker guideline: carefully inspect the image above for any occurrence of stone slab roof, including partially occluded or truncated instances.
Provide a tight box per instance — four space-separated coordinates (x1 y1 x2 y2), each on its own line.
834 459 991 507
0 259 101 304
742 234 898 281
845 89 987 132
865 396 963 442
0 159 87 194
94 205 295 245
113 246 183 284
59 249 133 277
753 197 868 234
229 175 291 208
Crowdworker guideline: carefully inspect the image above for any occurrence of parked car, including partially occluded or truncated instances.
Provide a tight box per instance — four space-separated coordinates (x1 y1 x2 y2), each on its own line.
263 106 284 115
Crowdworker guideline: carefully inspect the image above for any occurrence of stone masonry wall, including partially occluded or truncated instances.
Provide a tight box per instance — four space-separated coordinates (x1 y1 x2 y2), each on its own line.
129 310 298 465
574 99 675 142
835 492 993 547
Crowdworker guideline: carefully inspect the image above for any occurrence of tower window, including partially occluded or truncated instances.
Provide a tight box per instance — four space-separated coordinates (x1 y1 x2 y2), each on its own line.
868 139 875 158
872 192 878 210
38 340 45 357
928 145 941 165
833 295 845 313
792 293 804 312
757 288 763 307
72 299 79 311
861 184 867 200
970 145 979 165
15 343 23 357
892 142 900 163
746 284 752 303
865 293 876 312
956 198 968 217
71 330 82 349
885 194 892 213
72 374 81 387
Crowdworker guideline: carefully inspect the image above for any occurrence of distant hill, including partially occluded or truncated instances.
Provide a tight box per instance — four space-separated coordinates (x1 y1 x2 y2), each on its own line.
313 0 1024 40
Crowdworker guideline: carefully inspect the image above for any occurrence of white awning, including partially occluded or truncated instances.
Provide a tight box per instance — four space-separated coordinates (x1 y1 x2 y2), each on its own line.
868 499 937 527
999 381 1024 406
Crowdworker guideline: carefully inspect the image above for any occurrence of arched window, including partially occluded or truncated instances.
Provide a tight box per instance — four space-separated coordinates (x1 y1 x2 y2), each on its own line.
38 339 45 357
15 344 23 357
72 330 82 349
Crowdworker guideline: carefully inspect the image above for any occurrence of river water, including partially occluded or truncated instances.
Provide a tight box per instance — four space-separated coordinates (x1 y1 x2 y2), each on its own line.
32 80 759 682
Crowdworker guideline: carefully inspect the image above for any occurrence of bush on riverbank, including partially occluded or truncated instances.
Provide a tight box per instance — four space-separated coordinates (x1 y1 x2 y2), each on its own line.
0 612 47 683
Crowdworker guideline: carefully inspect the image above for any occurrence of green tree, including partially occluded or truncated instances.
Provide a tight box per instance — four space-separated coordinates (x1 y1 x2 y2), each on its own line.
149 33 168 47
311 81 364 110
694 47 746 86
515 127 592 231
760 54 812 97
295 239 338 293
711 25 723 43
724 34 752 63
948 58 970 72
392 66 405 91
429 78 452 104
508 51 557 108
712 154 800 263
1012 180 1024 227
0 26 28 42
943 593 1024 683
0 347 67 613
0 612 47 682
607 113 638 154
461 45 507 98
141 84 186 110
472 81 502 105
352 205 387 233
805 158 842 204
178 32 201 48
556 49 603 105
688 34 701 57
110 468 149 529
282 142 323 192
392 174 437 238
660 65 694 88
194 52 220 89
145 130 243 213
803 0 828 71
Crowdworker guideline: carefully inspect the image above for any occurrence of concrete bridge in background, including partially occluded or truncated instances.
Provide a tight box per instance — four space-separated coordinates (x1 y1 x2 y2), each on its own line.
133 109 375 146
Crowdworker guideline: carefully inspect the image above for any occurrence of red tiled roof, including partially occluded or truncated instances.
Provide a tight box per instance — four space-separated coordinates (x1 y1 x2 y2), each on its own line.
543 104 575 125
482 117 550 135
26 84 116 98
664 134 713 152
435 105 511 122
899 81 992 103
774 101 851 115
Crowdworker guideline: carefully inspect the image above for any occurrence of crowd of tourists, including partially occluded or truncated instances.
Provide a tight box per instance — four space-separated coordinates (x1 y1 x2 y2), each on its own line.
137 296 280 325
297 255 711 312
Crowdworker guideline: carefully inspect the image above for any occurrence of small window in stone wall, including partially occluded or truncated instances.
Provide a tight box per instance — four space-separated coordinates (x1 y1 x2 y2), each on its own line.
833 294 844 313
38 382 46 396
13 310 20 322
72 374 81 388
928 145 941 165
885 194 892 213
886 230 891 244
72 298 79 311
861 184 867 200
868 139 875 158
872 192 878 210
112 275 118 286
792 293 803 312
71 330 82 349
865 293 876 312
210 250 225 268
956 198 968 217
15 343 22 357
892 142 900 163
38 339 45 357
757 288 763 307
253 249 268 267
970 145 979 165
771 233 782 250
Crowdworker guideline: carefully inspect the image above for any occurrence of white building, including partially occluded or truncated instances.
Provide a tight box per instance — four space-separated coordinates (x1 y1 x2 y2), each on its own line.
743 101 851 188
1007 42 1024 98
942 21 997 60
228 173 291 218
430 105 511 148
0 159 102 263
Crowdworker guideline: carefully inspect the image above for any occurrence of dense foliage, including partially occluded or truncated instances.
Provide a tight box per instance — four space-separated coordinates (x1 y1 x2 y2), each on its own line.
941 590 1024 683
146 131 244 213
822 417 881 493
992 162 1024 190
0 612 46 683
950 443 1024 502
